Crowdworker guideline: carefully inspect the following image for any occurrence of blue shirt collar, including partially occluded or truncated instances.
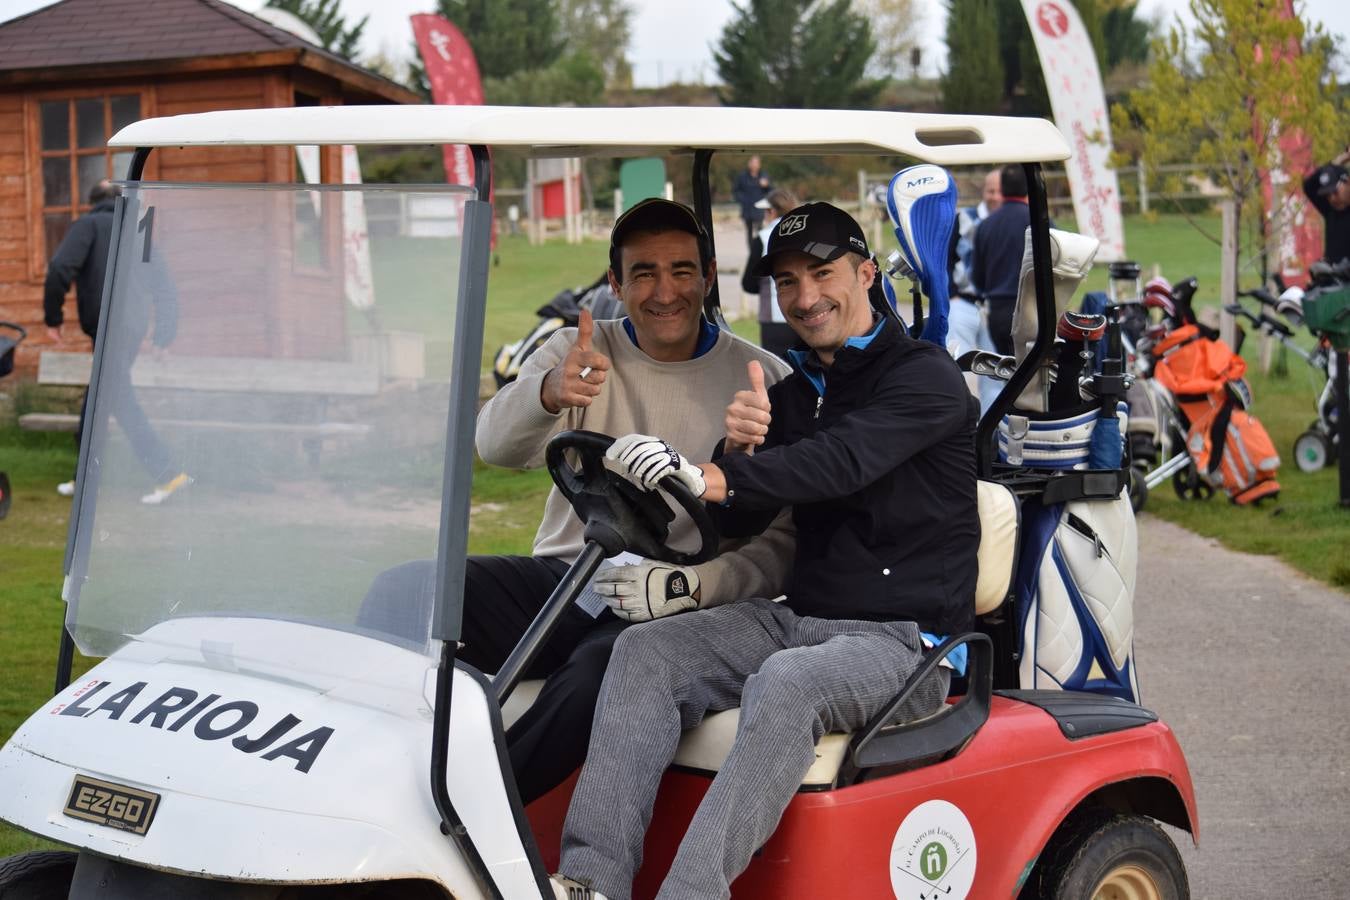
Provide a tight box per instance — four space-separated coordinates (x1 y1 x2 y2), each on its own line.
622 316 720 358
787 315 886 396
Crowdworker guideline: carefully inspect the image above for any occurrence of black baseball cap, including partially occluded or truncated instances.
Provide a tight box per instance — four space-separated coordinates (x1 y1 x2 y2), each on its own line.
1315 164 1348 197
755 201 870 276
609 198 710 274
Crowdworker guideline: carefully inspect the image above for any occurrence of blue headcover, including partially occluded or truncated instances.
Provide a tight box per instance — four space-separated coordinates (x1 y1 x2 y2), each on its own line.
886 165 957 348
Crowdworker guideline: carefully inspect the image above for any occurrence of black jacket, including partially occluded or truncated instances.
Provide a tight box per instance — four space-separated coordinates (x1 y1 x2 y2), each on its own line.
713 317 979 635
732 169 770 221
1302 171 1350 264
971 198 1030 304
44 199 116 339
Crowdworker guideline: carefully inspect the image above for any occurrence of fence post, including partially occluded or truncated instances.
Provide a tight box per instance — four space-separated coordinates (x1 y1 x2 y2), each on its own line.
858 169 868 221
1137 163 1149 214
1220 199 1238 350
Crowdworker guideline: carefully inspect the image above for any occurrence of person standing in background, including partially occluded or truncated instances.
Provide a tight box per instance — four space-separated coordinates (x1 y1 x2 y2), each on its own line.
732 155 772 251
1303 147 1350 264
971 165 1031 355
740 187 802 360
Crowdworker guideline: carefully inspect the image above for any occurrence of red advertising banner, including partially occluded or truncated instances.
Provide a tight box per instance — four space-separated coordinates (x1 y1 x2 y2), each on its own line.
410 14 484 191
1256 0 1320 287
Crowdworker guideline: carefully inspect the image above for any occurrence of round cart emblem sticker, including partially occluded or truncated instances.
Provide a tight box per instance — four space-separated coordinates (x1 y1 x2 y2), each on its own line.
889 799 977 899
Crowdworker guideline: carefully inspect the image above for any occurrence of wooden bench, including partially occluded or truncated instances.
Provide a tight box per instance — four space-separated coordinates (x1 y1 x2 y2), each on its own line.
20 352 380 459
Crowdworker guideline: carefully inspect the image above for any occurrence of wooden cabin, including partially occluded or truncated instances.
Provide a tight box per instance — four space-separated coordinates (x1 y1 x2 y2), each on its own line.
0 0 418 376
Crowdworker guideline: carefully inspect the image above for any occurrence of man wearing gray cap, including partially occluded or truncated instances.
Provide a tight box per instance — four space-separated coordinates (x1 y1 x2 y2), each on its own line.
1303 153 1350 264
551 202 979 900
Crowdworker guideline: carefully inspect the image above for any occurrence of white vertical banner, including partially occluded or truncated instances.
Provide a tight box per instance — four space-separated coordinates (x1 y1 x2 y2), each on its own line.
1020 0 1126 261
340 145 375 310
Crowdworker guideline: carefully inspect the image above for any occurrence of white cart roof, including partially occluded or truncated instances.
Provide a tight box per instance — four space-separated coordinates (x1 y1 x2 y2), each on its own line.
109 105 1070 165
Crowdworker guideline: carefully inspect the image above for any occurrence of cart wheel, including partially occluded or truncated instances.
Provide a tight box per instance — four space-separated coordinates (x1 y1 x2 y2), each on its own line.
1171 464 1213 501
1020 809 1188 900
1128 464 1149 512
0 850 77 899
1293 430 1329 473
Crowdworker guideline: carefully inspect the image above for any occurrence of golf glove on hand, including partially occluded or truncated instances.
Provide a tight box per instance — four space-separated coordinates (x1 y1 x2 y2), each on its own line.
593 561 701 622
606 433 707 497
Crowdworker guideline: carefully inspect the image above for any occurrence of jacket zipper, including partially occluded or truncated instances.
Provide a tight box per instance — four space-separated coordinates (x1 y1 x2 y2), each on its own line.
813 396 823 420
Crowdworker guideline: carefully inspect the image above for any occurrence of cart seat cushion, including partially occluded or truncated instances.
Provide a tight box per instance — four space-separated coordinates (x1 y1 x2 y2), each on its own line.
974 479 1019 616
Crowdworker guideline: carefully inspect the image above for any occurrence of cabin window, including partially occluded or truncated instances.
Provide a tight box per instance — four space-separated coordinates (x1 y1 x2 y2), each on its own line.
36 94 142 262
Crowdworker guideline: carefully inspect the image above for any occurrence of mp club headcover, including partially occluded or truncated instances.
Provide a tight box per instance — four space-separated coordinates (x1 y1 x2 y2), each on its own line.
886 164 957 349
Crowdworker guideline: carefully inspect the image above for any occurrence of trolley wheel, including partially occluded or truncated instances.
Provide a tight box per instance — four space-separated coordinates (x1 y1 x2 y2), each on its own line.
1172 463 1214 501
1293 430 1329 473
1128 464 1149 512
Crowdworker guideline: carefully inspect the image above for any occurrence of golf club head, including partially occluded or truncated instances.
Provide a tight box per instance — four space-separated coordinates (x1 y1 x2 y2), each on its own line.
1277 285 1305 327
886 164 956 347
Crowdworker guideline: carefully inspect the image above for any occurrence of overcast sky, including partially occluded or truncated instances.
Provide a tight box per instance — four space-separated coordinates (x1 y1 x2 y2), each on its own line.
5 0 1349 86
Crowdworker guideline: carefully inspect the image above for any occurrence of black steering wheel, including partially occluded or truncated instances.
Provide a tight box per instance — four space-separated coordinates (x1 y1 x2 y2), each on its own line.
546 430 719 566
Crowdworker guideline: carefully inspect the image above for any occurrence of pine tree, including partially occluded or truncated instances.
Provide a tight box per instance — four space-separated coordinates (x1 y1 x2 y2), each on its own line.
713 0 884 109
941 0 1004 114
264 0 367 61
436 0 564 81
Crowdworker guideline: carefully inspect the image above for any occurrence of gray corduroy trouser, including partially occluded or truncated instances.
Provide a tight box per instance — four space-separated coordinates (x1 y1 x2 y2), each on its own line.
558 597 949 900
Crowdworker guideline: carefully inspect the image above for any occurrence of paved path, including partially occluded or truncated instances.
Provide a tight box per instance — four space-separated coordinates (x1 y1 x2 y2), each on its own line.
1133 514 1350 898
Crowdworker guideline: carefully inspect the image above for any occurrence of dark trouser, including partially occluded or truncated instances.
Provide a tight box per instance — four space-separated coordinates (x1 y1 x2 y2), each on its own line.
743 217 759 251
987 297 1016 356
757 322 796 362
77 333 175 483
356 554 624 804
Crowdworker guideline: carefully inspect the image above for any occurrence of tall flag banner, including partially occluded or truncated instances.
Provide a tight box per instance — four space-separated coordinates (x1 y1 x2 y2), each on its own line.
341 145 375 310
1019 0 1126 261
1256 0 1320 286
410 14 485 191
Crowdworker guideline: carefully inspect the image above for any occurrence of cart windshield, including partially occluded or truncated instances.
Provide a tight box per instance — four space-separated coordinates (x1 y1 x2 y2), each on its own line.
64 181 476 667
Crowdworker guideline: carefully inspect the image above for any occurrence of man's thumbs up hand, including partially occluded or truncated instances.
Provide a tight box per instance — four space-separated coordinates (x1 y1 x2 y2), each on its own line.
541 308 613 414
725 360 773 455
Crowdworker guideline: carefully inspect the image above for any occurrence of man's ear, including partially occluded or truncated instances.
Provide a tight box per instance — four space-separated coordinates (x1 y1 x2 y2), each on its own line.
857 257 877 291
607 268 622 294
703 258 718 296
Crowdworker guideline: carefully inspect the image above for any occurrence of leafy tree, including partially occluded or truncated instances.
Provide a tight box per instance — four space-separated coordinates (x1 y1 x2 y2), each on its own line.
713 0 885 109
941 0 1004 114
1111 0 1347 268
264 0 367 60
557 0 635 88
853 0 922 79
484 52 606 106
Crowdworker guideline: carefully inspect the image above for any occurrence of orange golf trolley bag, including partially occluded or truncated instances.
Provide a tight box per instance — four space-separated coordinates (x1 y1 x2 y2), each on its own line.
1151 323 1281 504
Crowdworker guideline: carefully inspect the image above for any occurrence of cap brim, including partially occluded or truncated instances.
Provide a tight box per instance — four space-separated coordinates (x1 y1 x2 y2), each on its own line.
754 242 847 277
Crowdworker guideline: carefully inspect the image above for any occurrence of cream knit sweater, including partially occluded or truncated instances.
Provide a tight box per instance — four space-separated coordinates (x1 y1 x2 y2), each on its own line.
475 319 794 606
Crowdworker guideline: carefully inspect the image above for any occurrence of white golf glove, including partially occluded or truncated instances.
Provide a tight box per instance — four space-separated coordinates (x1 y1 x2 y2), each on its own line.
605 433 707 497
592 560 701 622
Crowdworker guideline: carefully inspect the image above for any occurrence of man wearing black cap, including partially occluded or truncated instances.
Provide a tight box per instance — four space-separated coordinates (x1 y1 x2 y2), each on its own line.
358 199 792 805
552 203 979 900
1303 154 1350 264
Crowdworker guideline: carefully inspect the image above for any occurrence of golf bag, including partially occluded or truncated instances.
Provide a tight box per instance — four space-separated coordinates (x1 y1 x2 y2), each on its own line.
1151 324 1281 505
1015 490 1140 701
491 274 623 389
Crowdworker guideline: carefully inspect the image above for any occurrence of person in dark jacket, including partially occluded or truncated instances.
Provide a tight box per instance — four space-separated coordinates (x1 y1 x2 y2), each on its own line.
1302 157 1350 264
44 180 187 504
731 155 771 251
551 202 979 900
971 164 1032 355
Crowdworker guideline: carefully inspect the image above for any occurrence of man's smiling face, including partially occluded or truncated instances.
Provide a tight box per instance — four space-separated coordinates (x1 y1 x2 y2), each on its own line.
609 229 714 363
772 250 876 366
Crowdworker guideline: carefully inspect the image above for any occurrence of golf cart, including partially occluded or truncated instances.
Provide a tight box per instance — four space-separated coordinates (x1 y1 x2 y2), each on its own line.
0 106 1196 899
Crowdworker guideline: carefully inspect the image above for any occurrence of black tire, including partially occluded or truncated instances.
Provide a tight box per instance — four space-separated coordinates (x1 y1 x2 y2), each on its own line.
1171 463 1213 502
1021 808 1188 900
1127 465 1149 512
0 850 77 900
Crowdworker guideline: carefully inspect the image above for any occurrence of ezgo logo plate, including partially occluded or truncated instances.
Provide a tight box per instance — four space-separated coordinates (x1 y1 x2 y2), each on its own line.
890 799 977 899
64 775 160 835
